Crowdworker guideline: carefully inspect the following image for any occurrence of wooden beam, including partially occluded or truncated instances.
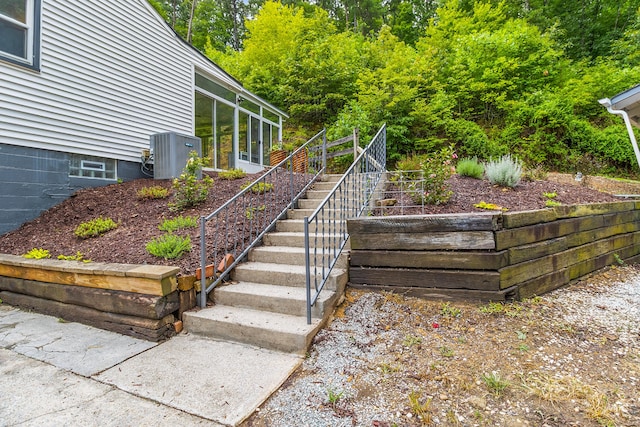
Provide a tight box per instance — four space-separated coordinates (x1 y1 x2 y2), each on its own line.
0 277 179 320
350 231 496 251
349 267 501 291
348 283 517 302
350 250 509 270
348 213 501 233
0 291 175 341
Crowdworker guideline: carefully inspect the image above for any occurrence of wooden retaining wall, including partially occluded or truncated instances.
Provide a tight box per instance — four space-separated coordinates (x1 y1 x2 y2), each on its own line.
347 201 640 301
0 254 194 341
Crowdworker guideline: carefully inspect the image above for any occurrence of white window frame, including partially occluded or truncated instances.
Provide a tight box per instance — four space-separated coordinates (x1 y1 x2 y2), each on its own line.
69 155 117 181
0 0 41 70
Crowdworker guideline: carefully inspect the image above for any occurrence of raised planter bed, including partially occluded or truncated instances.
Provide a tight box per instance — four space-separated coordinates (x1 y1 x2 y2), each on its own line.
347 201 640 301
0 254 191 341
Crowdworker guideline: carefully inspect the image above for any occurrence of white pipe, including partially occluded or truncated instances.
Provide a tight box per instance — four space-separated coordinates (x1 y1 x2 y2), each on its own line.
599 98 640 171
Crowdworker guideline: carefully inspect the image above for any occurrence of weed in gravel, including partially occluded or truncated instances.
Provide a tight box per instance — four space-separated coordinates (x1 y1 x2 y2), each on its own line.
481 371 510 396
326 387 344 405
408 390 432 424
516 330 527 340
402 334 423 347
517 343 530 353
440 302 462 318
439 345 455 357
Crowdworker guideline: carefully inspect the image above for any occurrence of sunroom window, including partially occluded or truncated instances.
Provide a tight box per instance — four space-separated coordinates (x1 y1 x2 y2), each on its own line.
0 0 40 69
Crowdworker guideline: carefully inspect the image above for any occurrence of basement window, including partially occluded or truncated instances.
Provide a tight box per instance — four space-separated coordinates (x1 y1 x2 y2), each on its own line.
69 155 117 180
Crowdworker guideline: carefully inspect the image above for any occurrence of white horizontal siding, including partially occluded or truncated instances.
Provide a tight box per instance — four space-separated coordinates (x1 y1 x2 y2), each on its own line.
0 0 210 162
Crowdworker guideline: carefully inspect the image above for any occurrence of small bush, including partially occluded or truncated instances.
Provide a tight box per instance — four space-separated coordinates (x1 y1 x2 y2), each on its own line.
456 157 484 179
23 248 50 259
218 168 246 180
137 185 170 199
159 215 198 232
241 181 274 194
169 151 214 211
74 217 118 239
485 154 523 188
145 234 191 259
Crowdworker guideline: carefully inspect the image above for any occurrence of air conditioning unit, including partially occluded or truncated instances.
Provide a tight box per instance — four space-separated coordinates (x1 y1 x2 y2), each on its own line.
150 132 202 180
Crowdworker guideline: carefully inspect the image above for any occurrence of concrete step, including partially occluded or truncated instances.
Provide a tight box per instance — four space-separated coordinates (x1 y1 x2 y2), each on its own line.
304 189 332 199
183 305 324 354
231 262 348 290
275 219 348 233
286 208 346 220
297 198 358 210
262 231 346 247
213 281 341 319
248 245 349 269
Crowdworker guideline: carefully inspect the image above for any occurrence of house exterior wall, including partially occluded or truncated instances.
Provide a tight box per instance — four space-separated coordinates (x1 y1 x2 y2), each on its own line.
0 0 275 235
0 143 143 235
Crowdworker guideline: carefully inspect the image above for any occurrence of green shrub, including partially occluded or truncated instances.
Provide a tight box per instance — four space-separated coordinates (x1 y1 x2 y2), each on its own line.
23 248 50 259
159 215 198 232
137 185 170 199
456 157 484 179
240 181 274 194
416 145 456 205
218 168 247 180
74 217 118 239
145 234 191 259
169 151 214 211
485 154 523 188
57 251 91 262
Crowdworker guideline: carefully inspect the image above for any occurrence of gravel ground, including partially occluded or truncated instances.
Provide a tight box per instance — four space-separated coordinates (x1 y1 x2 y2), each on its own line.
244 265 640 427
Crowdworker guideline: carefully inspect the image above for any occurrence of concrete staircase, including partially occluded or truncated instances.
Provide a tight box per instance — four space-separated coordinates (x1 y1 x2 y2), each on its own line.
183 175 349 355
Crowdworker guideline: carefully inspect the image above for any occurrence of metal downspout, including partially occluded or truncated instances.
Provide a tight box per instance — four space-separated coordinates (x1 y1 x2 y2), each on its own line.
599 98 640 170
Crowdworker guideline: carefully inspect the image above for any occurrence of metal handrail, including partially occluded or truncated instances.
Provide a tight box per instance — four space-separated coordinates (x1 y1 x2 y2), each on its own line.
304 124 387 323
198 129 327 307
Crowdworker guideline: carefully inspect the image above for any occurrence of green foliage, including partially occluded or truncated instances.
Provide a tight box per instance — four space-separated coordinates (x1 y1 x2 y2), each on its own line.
197 0 640 177
57 251 90 262
327 388 344 405
456 157 484 179
481 371 510 396
417 145 456 205
218 168 247 180
159 216 198 232
169 151 214 211
474 201 507 211
440 302 462 318
137 185 170 199
145 234 191 259
245 205 266 220
23 248 50 259
240 181 274 194
485 154 523 187
74 217 118 239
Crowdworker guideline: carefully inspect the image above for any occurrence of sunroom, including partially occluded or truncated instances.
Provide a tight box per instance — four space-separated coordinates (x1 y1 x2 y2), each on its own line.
194 71 288 173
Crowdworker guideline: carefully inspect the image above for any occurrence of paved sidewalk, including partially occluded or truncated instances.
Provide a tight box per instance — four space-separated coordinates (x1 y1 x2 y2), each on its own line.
0 305 302 426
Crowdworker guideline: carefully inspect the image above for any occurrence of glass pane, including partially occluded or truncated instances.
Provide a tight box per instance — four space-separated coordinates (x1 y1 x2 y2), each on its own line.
216 102 234 170
0 0 26 23
195 74 236 103
0 19 27 58
262 122 271 165
239 98 260 115
250 117 260 164
239 112 248 161
263 110 279 124
194 92 213 167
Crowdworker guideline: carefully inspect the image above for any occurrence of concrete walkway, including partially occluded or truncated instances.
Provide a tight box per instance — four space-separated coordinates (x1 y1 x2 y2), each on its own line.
0 305 302 426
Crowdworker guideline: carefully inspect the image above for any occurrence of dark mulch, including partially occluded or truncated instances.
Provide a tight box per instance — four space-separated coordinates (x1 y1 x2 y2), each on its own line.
0 172 625 276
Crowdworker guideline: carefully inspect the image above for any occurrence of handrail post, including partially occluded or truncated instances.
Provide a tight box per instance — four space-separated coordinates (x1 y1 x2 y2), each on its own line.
304 218 312 324
322 130 327 179
199 215 207 308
